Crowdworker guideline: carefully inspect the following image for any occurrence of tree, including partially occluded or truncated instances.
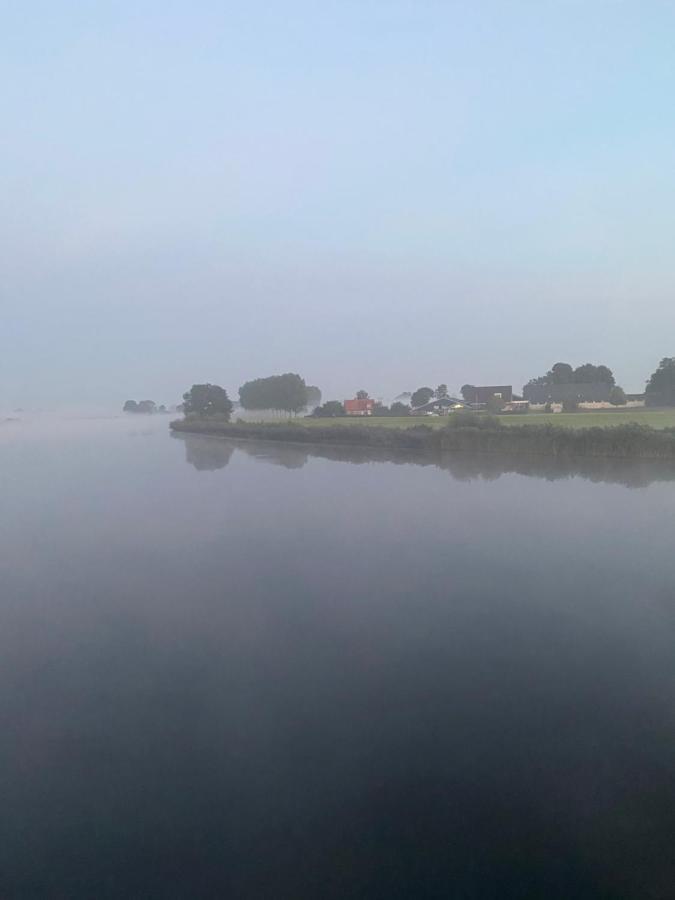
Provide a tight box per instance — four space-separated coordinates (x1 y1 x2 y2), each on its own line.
239 373 308 415
486 394 505 413
573 363 615 385
372 402 390 416
390 401 411 416
646 357 675 406
562 397 579 412
411 386 434 408
182 384 233 419
123 400 138 412
137 400 157 414
305 385 322 409
313 400 345 417
609 386 627 406
550 362 575 384
435 384 449 398
527 362 615 387
460 384 476 401
356 390 369 400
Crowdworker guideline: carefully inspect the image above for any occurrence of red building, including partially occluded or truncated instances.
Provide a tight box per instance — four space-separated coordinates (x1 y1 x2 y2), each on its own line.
344 398 375 416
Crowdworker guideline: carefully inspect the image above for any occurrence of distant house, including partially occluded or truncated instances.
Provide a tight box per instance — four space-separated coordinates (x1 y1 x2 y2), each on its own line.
465 385 513 405
411 396 467 415
344 398 376 416
523 383 612 404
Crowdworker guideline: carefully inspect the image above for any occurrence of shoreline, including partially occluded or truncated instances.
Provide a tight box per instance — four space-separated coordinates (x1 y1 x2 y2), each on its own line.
170 418 675 461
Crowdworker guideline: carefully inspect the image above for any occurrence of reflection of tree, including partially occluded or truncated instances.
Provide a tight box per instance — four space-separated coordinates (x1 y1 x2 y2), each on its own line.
232 440 675 489
180 435 234 470
236 443 309 470
173 431 675 488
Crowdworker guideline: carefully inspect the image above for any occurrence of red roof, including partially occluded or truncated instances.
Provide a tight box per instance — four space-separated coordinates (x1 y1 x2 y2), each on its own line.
344 398 375 412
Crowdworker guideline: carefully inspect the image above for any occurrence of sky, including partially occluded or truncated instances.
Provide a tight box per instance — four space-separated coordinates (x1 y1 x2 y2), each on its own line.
3 0 675 409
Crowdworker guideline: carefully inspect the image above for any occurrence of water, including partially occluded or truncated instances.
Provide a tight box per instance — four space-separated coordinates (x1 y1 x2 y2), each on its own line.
2 416 675 899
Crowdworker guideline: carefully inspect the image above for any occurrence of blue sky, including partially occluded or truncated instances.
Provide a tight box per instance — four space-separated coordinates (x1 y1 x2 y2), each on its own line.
3 1 675 408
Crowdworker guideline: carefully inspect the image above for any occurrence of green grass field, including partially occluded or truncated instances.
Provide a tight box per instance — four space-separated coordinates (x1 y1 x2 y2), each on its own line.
295 409 675 430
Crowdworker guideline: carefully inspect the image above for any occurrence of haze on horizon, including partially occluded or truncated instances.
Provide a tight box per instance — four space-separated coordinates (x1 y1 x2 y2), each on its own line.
3 1 675 411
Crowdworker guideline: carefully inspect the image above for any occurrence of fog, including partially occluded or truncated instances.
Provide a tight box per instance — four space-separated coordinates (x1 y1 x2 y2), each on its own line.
4 2 675 411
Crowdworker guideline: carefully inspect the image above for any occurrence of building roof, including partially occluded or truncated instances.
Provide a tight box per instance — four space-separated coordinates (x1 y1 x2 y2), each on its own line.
344 398 375 412
412 396 467 411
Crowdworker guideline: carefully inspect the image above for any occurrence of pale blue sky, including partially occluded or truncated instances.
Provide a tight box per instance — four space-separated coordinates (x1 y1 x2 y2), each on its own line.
3 1 675 408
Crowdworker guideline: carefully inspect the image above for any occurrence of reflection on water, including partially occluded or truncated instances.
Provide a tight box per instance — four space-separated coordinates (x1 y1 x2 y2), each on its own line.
3 419 675 898
175 432 675 488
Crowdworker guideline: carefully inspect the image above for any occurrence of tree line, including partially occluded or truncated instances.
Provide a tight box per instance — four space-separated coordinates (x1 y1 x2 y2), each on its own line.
176 356 675 422
181 374 322 420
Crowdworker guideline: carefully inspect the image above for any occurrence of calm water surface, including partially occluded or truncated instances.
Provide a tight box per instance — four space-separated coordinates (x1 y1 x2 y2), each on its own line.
2 416 675 899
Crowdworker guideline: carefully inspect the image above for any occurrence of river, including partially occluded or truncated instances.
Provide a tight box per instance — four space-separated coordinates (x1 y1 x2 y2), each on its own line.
1 415 675 898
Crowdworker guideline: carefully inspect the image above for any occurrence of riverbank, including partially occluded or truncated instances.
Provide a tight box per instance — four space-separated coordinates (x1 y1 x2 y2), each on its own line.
171 418 675 460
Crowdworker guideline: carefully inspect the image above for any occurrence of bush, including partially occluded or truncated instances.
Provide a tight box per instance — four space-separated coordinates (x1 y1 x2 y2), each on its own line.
562 398 579 412
610 386 627 406
313 401 345 417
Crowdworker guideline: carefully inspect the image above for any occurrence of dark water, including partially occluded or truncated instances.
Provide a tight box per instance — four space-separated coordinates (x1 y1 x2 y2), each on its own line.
2 417 675 899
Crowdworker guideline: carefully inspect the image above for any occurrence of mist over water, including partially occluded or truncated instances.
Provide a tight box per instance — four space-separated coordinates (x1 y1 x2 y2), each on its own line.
2 418 675 898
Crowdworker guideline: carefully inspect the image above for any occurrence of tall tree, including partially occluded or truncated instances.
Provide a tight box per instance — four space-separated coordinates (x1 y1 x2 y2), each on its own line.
435 384 448 398
646 357 675 406
239 373 308 415
411 386 434 408
527 362 614 386
123 400 138 412
305 385 322 408
356 390 369 400
183 384 233 419
573 363 615 384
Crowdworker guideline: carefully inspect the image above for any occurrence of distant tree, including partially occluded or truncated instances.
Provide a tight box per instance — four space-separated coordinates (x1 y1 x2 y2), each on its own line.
158 404 168 413
609 386 627 406
239 373 308 416
356 390 369 400
137 400 157 414
123 400 138 412
305 385 322 409
562 397 579 412
527 362 615 387
573 363 615 385
411 386 434 408
390 401 411 416
182 384 233 419
460 384 476 402
372 402 390 417
550 362 575 384
435 384 449 398
646 357 675 406
313 400 345 417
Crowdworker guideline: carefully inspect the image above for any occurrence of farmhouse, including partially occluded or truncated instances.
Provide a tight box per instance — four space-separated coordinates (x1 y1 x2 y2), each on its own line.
344 398 376 416
465 386 513 405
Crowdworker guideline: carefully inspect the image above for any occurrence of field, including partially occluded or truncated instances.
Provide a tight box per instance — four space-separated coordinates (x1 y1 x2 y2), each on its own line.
295 409 675 430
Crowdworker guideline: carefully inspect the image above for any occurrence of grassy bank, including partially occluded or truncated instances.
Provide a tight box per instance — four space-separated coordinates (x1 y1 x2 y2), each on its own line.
171 417 675 460
298 408 675 430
